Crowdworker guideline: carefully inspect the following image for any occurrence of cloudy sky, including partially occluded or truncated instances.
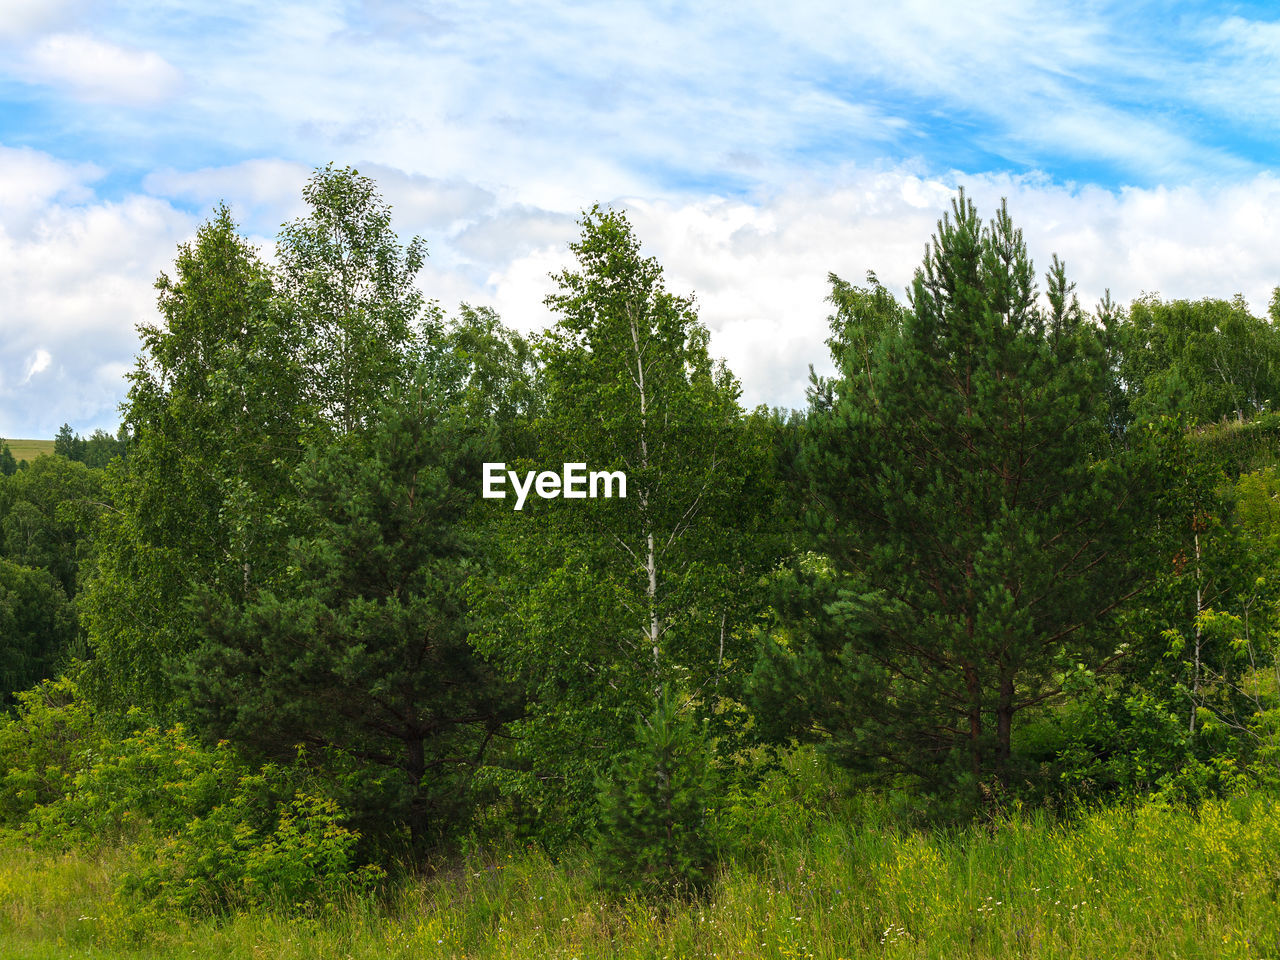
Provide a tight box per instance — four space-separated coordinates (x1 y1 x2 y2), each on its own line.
3 0 1280 439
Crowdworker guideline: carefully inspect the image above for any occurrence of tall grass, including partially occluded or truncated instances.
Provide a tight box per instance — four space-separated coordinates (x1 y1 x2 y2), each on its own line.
3 791 1278 959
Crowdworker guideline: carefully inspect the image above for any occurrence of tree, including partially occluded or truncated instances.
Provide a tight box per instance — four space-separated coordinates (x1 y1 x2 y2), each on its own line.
1123 294 1280 425
426 304 543 458
186 376 517 852
82 204 306 714
594 693 717 896
0 558 76 702
86 166 439 721
53 424 80 460
0 443 17 478
752 192 1166 807
276 164 427 435
0 455 102 597
472 207 781 833
81 429 126 469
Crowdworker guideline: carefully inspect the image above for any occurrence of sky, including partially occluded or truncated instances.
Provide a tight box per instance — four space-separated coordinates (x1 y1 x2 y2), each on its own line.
3 0 1280 439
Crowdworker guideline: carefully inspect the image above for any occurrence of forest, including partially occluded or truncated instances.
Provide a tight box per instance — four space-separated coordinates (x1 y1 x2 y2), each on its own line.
2 165 1280 958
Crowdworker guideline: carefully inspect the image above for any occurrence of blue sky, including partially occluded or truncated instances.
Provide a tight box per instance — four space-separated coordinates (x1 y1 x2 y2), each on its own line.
4 0 1280 438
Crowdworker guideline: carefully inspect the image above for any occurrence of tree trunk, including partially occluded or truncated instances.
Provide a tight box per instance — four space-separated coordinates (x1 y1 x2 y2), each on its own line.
964 664 982 783
629 302 662 686
995 671 1014 781
405 733 428 856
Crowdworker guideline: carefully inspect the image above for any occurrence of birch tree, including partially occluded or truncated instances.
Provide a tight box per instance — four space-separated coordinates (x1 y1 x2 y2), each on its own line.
472 207 779 833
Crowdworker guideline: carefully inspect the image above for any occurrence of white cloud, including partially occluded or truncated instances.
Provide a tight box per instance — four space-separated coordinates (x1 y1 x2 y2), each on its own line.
356 164 499 233
21 349 51 383
144 159 312 228
0 145 102 229
16 33 182 104
0 0 85 39
7 150 1280 437
0 153 195 437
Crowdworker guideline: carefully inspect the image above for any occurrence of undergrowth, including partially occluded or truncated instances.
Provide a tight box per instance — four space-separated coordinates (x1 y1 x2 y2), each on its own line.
3 789 1278 959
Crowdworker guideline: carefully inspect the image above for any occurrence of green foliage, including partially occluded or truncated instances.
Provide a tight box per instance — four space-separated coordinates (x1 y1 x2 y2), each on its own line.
1197 411 1280 476
0 442 16 477
277 163 427 435
0 559 76 701
472 206 782 837
1123 293 1280 426
715 743 861 861
1113 421 1276 757
1020 678 1207 800
187 372 517 853
0 675 103 824
82 428 127 468
18 716 380 914
593 693 717 897
755 192 1170 809
50 424 126 467
82 203 305 716
0 453 103 597
427 303 543 457
53 423 82 460
85 166 437 719
119 786 382 915
27 721 232 847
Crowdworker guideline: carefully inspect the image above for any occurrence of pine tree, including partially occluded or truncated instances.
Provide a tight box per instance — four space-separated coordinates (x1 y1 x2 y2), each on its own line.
186 375 518 853
594 693 717 897
752 191 1167 808
52 424 77 459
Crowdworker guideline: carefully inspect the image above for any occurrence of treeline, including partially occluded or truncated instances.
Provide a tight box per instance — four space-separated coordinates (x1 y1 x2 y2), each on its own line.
2 168 1280 910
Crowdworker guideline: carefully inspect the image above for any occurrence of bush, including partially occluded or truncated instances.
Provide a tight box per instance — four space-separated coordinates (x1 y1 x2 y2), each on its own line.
593 692 718 897
120 787 384 914
0 674 103 826
25 717 249 847
16 711 381 914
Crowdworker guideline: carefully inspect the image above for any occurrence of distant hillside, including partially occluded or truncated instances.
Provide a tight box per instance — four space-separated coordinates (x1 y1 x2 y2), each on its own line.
3 438 55 463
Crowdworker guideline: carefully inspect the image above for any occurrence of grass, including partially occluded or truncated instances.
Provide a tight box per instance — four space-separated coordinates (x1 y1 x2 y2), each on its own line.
3 792 1279 959
2 438 55 463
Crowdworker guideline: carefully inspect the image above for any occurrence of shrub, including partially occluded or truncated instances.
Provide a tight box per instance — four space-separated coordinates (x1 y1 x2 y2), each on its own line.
120 787 384 914
0 673 103 826
18 714 381 913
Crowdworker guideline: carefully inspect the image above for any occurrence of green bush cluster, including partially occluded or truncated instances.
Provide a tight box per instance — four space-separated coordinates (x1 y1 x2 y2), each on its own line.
0 677 381 914
0 674 103 824
118 789 384 914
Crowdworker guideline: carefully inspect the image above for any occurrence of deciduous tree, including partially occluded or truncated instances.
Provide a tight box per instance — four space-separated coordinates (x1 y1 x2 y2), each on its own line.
473 207 781 832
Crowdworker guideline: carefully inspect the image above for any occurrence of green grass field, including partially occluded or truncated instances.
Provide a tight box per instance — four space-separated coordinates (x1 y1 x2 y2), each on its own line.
3 438 55 463
2 793 1278 959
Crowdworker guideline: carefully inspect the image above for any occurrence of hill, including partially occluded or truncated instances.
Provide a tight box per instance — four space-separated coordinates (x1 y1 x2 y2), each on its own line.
3 438 56 463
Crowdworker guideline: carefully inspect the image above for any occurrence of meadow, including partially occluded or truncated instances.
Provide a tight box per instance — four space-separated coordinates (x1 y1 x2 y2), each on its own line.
3 785 1277 960
2 439 54 464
